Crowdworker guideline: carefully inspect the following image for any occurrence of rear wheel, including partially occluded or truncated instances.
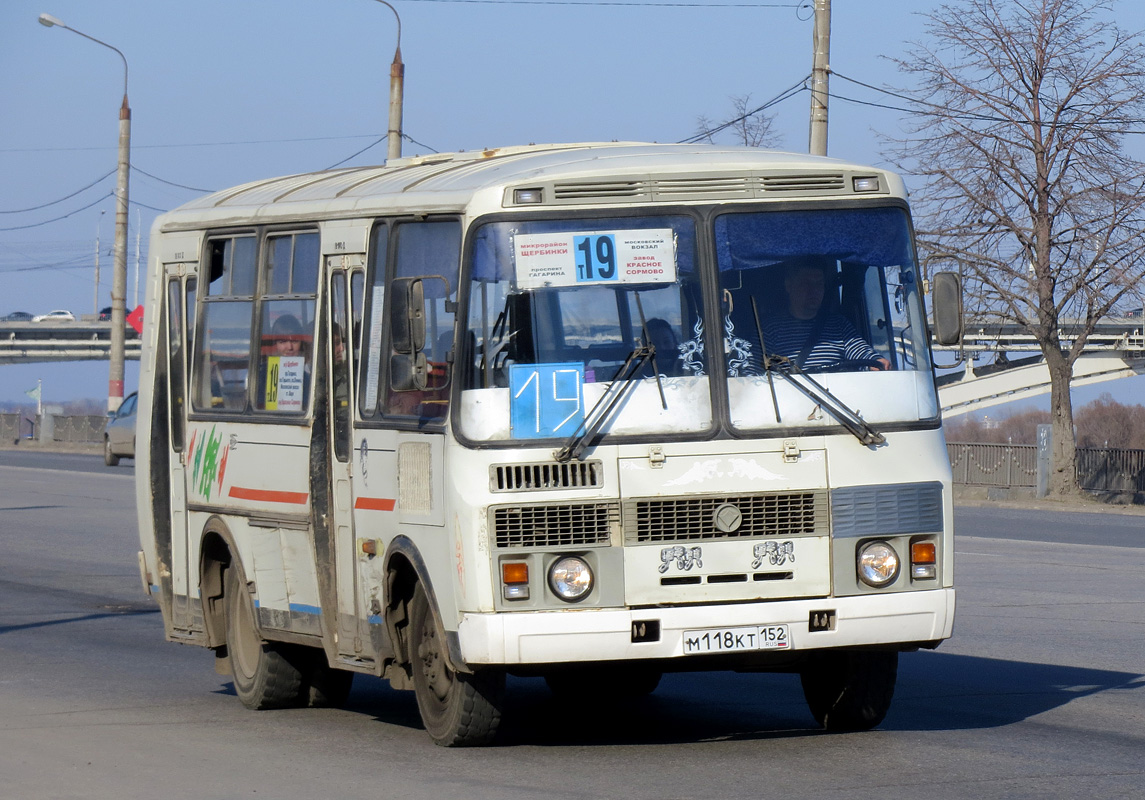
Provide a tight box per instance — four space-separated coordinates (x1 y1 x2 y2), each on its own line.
103 438 119 467
409 583 504 746
799 650 898 731
224 565 304 710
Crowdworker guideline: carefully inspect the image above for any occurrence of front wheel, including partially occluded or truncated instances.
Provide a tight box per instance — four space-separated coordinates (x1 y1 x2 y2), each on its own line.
409 583 504 746
103 438 119 467
224 565 304 710
799 650 898 731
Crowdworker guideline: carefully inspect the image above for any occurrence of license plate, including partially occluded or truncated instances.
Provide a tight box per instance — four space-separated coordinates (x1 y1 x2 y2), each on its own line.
682 624 790 654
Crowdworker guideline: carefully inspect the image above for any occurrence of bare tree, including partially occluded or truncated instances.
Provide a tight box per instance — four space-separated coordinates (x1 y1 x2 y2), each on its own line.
889 0 1145 497
694 94 783 148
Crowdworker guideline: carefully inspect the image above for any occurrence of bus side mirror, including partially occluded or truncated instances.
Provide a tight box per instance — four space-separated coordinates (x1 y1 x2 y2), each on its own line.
931 271 963 346
390 352 428 391
391 278 426 354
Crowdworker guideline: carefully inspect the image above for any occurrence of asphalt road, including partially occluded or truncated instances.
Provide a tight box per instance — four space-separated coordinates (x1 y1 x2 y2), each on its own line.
1 453 1142 799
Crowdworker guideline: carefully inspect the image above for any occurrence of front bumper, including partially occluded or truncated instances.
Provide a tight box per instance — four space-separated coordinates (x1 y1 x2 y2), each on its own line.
457 587 955 665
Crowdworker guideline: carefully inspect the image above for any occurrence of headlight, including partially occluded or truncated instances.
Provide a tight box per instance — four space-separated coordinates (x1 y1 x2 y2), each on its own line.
857 541 900 588
548 556 593 602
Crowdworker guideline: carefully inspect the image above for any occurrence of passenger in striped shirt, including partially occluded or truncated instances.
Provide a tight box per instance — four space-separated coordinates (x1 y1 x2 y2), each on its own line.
761 261 890 373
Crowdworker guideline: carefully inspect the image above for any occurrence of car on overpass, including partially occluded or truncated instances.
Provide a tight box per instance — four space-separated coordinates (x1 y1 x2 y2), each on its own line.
2 311 34 322
103 391 137 466
32 309 75 323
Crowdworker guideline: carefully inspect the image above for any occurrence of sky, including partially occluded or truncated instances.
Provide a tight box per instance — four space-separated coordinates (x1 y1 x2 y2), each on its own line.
2 0 1144 413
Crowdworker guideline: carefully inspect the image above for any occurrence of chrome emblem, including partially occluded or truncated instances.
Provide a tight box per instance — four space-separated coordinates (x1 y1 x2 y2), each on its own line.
659 546 703 573
713 503 743 533
752 541 795 568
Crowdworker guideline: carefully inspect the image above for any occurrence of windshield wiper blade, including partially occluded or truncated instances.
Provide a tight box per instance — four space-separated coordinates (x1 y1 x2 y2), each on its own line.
750 296 782 423
554 344 654 463
764 353 885 446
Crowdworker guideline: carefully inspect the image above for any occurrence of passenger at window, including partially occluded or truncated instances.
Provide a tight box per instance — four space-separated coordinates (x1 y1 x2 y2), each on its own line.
260 314 311 411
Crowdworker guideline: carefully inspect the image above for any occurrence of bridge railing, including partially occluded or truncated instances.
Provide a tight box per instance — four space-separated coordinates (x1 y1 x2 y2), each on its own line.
948 441 1145 498
1077 447 1145 494
947 442 1038 488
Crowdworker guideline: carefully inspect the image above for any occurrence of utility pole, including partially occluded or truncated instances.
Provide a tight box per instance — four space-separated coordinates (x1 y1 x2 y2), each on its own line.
370 0 405 161
808 0 831 156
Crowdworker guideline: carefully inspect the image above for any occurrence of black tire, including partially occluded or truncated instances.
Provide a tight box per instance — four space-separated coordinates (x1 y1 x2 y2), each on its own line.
302 659 355 708
799 649 898 731
409 583 504 746
544 665 662 700
224 565 304 710
103 438 119 467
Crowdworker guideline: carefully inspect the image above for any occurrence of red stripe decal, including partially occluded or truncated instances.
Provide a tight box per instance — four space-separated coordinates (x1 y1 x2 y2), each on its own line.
228 486 309 504
354 496 396 511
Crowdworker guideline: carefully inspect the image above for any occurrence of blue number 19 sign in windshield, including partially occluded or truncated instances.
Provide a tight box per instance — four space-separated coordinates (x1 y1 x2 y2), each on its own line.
509 363 584 439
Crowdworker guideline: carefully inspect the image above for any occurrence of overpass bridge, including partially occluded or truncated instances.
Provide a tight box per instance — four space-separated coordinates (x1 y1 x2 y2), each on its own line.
0 320 141 365
936 317 1145 417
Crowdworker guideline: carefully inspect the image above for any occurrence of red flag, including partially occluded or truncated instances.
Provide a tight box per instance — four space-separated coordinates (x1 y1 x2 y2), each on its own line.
127 305 144 334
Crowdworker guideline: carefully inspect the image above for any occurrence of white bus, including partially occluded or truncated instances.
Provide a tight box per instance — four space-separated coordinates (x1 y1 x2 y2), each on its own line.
135 142 961 746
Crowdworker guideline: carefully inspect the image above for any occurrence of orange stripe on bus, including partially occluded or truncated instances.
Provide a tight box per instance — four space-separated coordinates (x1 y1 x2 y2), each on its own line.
228 486 309 504
354 497 396 511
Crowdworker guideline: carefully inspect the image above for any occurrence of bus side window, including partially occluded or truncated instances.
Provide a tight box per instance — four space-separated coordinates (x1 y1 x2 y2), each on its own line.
192 235 256 412
382 220 460 421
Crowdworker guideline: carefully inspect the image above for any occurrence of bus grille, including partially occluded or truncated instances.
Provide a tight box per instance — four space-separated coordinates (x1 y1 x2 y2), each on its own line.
623 491 827 543
490 460 604 492
492 502 619 549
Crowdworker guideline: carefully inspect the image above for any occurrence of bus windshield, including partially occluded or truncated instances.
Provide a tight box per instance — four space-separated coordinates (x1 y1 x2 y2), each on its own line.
458 205 936 445
459 214 713 443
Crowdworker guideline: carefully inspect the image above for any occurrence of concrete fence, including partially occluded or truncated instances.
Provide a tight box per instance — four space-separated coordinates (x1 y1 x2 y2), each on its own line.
1 412 107 445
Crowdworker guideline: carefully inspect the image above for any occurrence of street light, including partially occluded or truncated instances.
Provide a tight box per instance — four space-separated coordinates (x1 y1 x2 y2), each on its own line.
370 0 404 161
39 12 131 413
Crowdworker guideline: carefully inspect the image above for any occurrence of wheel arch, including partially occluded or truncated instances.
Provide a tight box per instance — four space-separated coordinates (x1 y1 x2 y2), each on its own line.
200 515 243 650
383 535 468 674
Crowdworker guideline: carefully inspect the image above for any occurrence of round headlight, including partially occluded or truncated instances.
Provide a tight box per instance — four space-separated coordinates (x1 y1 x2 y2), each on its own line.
857 541 900 588
548 556 593 602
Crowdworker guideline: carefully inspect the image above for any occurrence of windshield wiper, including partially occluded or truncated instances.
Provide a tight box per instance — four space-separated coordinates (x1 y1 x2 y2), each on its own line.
748 295 884 446
767 353 885 446
554 344 655 463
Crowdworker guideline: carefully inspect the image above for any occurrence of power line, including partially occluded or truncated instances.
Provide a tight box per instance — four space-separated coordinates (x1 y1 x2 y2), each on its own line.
0 169 114 215
131 165 216 193
0 192 114 233
680 76 809 144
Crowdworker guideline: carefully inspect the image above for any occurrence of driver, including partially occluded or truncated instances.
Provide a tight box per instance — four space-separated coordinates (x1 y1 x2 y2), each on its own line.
762 259 890 372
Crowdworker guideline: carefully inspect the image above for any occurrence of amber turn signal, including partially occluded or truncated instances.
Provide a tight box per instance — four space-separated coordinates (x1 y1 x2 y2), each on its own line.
911 542 936 564
502 562 529 584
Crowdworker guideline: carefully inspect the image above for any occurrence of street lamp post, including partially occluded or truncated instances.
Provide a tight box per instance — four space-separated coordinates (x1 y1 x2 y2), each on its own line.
370 0 404 161
39 12 131 414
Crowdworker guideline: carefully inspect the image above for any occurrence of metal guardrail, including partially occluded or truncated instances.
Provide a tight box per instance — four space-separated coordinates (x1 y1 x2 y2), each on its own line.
947 443 1038 488
1077 447 1145 494
948 441 1145 498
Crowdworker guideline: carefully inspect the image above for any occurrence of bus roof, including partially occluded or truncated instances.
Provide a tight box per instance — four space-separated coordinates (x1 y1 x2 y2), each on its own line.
156 142 906 231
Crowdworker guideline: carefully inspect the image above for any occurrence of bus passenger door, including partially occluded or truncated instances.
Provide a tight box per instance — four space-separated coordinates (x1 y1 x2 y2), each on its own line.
164 268 197 633
327 263 370 660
